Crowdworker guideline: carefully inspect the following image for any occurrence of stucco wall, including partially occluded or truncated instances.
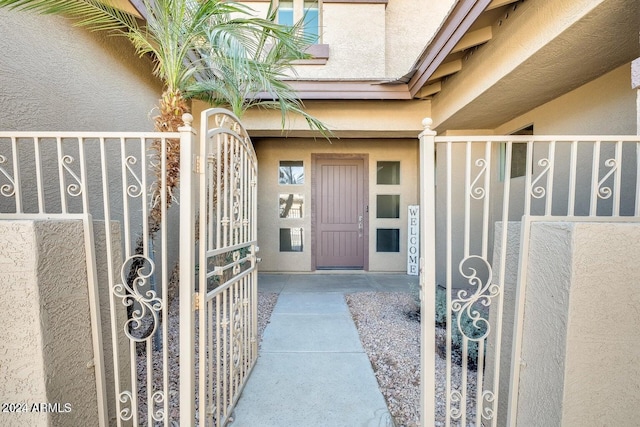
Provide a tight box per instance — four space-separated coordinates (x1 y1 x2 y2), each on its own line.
92 221 130 427
495 64 637 135
0 10 161 131
215 99 430 138
484 221 521 427
0 219 131 426
0 220 99 426
254 137 419 272
384 0 456 78
243 0 455 80
514 221 640 426
0 10 182 280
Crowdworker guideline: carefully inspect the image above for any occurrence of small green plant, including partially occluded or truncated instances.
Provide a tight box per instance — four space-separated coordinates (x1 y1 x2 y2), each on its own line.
409 284 487 370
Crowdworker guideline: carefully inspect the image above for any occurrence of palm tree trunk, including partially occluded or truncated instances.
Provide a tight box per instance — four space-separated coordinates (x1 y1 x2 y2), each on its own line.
149 88 189 233
128 89 188 339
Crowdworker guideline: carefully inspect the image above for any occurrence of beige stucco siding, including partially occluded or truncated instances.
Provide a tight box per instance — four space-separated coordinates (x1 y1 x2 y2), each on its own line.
384 0 456 78
494 63 637 135
254 137 419 272
242 1 455 80
233 100 429 138
0 10 160 131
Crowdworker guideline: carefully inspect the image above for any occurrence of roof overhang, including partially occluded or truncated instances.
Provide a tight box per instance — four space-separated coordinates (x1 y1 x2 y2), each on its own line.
432 0 640 131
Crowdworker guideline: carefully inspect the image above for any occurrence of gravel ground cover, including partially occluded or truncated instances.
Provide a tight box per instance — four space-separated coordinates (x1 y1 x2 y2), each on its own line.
256 292 279 348
346 292 478 427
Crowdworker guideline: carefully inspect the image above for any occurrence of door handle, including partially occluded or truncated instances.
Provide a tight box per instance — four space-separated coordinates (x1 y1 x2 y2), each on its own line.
358 215 363 237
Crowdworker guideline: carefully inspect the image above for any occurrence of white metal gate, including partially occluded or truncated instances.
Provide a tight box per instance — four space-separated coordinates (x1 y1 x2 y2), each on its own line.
418 120 640 426
179 109 259 426
0 108 258 426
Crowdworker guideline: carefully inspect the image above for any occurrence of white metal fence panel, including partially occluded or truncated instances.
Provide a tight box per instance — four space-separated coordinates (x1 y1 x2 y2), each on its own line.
419 124 640 427
178 109 259 426
0 124 194 426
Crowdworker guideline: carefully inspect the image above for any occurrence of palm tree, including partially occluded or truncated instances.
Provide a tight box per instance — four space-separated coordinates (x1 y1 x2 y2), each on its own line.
0 0 328 337
0 0 328 228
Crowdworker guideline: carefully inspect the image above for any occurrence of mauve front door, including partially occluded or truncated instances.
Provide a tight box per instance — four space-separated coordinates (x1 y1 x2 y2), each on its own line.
315 157 365 269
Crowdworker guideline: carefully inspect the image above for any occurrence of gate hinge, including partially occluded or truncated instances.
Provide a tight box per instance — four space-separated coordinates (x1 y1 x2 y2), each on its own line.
193 155 203 174
193 292 201 311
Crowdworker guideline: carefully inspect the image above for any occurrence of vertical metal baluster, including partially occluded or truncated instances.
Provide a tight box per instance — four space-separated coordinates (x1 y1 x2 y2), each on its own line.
207 298 214 426
155 135 165 425
232 280 238 399
199 139 207 426
10 137 22 213
208 137 215 252
222 288 229 420
180 114 197 426
461 335 468 427
545 141 556 216
445 141 452 427
523 141 533 216
56 137 67 214
120 138 132 261
78 137 107 426
216 293 222 425
120 136 138 427
568 141 578 216
613 141 623 216
216 133 222 251
491 141 512 427
224 134 230 247
251 161 258 362
34 137 45 213
476 141 491 427
459 141 473 427
590 141 601 216
100 137 124 427
161 138 170 426
145 137 154 427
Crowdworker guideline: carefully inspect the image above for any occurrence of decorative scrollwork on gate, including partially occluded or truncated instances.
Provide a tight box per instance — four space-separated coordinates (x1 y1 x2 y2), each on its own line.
596 158 618 200
232 250 241 275
0 154 15 197
113 255 163 342
214 112 244 135
60 155 83 197
232 150 242 225
231 296 244 370
481 390 496 420
118 391 134 421
124 155 144 198
451 256 500 341
450 390 463 420
530 158 551 199
469 158 488 200
151 391 165 422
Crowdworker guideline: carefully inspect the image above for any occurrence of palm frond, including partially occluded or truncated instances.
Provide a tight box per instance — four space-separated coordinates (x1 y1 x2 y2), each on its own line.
0 0 138 32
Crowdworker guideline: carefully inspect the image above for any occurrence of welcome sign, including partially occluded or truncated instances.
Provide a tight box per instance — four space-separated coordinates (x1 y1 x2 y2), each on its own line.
407 205 419 275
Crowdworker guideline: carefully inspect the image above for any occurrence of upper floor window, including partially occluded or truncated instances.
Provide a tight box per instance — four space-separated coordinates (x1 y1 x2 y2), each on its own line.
277 0 321 43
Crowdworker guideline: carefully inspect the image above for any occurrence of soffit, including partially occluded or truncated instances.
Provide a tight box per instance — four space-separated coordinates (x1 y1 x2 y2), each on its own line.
432 0 640 131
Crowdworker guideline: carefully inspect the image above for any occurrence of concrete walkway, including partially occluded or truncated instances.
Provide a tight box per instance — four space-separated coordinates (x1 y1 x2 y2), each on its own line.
230 273 417 427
